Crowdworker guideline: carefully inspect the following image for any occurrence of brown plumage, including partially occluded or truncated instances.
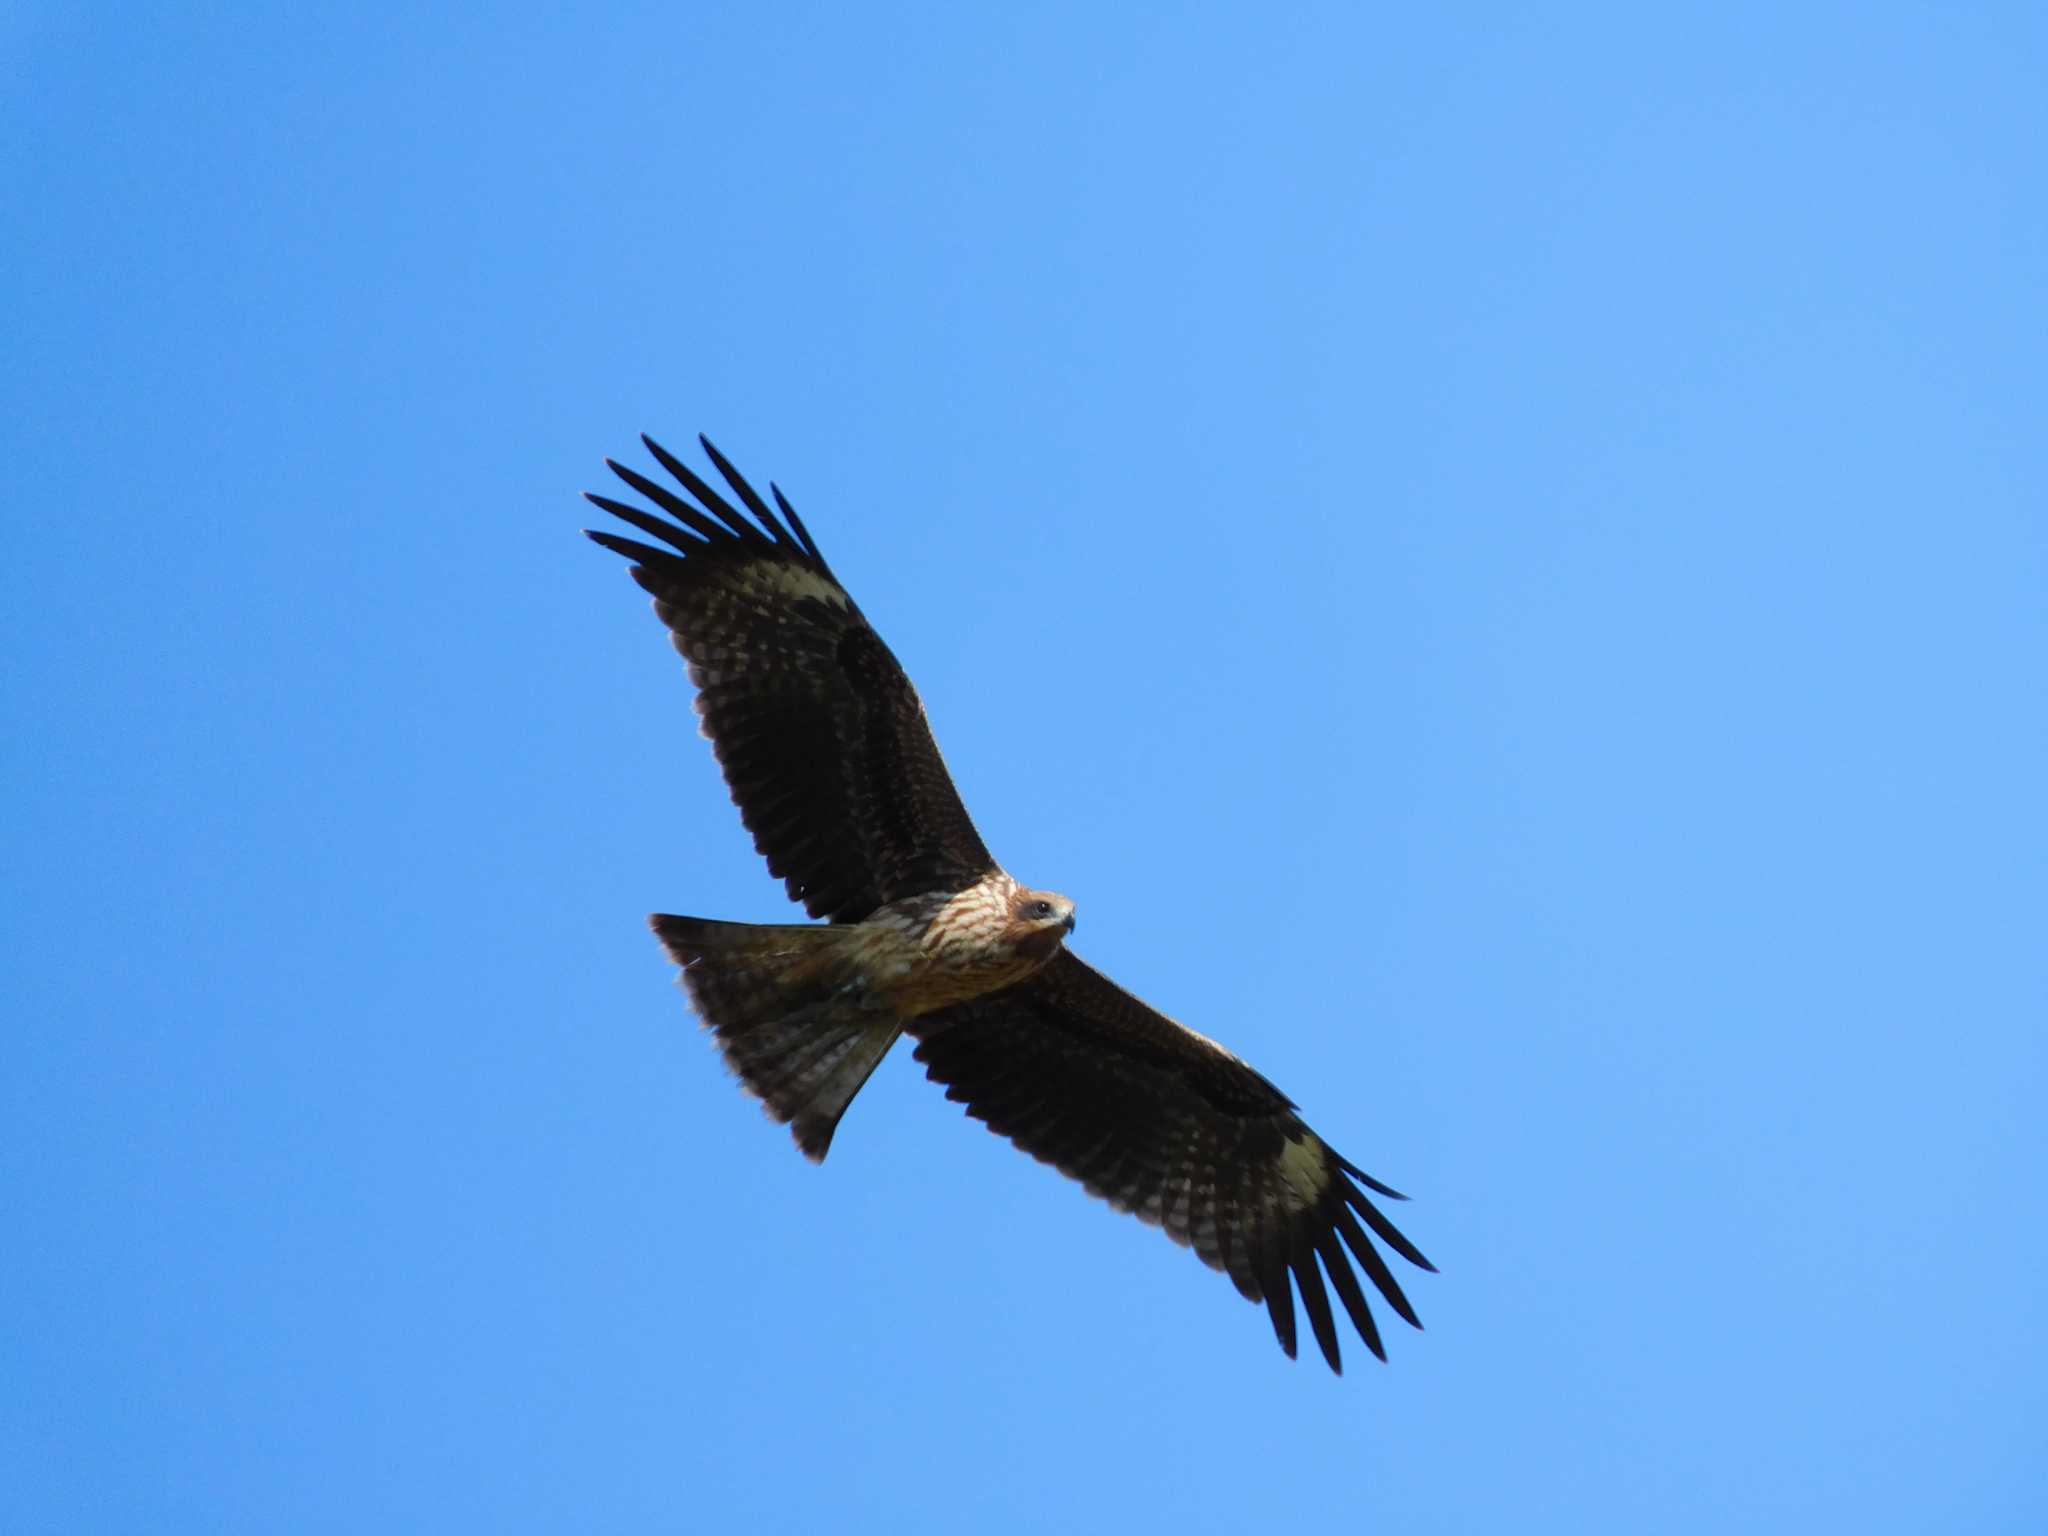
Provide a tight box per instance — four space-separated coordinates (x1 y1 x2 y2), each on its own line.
585 436 1434 1372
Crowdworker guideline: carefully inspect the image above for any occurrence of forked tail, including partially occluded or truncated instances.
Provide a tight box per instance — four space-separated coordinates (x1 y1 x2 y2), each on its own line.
650 915 902 1161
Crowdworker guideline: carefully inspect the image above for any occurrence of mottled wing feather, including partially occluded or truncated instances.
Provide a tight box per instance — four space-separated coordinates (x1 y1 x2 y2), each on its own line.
909 951 1434 1373
585 437 996 920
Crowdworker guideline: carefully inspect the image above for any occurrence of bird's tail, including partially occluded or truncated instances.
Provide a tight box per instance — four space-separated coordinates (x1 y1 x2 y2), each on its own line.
649 914 902 1162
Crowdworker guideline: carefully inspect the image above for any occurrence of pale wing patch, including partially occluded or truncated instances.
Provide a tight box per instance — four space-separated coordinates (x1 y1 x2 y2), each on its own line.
1275 1133 1333 1212
742 563 853 608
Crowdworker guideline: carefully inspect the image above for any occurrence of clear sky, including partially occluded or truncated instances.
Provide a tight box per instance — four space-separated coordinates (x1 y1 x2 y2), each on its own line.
5 4 2044 1531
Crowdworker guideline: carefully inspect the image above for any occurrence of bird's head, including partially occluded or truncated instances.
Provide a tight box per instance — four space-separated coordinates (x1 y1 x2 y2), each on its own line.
1007 886 1077 961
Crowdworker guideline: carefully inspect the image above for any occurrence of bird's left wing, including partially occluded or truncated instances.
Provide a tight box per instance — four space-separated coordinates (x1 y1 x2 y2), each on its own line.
908 951 1434 1373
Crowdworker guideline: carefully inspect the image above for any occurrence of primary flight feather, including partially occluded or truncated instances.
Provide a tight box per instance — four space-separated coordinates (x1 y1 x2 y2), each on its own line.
585 436 1434 1373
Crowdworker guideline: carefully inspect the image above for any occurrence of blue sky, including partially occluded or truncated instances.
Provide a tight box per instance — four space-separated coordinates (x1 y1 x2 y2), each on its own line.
5 3 2044 1530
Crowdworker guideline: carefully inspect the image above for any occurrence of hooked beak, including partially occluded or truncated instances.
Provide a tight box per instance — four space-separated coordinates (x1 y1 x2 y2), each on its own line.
1062 912 1077 935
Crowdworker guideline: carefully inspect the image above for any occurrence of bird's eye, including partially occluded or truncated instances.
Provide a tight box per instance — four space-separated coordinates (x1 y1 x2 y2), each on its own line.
1029 900 1054 920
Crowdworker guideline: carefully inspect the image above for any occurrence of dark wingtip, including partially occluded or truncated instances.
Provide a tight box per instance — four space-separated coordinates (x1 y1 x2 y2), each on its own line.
1314 1228 1384 1365
1291 1233 1343 1374
583 528 639 557
1339 1156 1410 1200
584 529 685 577
601 456 654 499
637 433 761 542
1342 1180 1435 1275
697 435 785 538
1258 1250 1298 1362
769 481 828 568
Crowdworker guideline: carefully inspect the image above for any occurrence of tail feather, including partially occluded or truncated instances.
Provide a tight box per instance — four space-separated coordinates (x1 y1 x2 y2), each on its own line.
650 914 901 1161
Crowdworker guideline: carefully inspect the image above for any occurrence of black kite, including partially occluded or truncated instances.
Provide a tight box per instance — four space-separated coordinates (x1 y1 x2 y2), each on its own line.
585 437 1434 1372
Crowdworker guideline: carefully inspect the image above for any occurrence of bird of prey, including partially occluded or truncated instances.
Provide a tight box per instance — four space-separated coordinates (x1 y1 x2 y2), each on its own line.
584 437 1434 1373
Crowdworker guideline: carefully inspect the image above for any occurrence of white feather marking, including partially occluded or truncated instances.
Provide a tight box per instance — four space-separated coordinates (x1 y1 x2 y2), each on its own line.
1276 1135 1332 1212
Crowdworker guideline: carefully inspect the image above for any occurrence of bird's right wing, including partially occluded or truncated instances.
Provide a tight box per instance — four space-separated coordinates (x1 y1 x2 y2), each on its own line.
585 437 997 922
909 951 1434 1373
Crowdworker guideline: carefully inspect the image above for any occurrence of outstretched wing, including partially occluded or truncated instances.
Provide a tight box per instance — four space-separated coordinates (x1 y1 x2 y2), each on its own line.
585 436 996 921
909 951 1434 1373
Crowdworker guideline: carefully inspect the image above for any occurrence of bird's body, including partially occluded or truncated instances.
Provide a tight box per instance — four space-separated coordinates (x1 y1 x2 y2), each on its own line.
857 876 1079 1015
585 437 1433 1372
